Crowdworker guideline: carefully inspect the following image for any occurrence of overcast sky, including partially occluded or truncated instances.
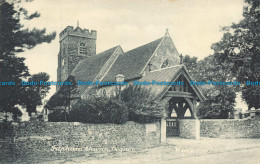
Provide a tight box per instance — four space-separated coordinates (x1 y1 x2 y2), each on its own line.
17 0 245 99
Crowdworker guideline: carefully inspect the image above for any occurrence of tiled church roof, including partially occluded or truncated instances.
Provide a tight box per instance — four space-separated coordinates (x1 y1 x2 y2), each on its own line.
72 46 119 82
71 46 119 95
71 37 163 97
102 37 163 82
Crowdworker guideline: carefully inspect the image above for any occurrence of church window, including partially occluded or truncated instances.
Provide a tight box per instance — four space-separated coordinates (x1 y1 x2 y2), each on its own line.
148 62 152 71
79 43 86 54
103 89 106 96
63 46 66 55
161 59 170 68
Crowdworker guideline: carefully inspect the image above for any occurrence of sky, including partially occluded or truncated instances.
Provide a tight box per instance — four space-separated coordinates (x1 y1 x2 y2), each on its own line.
16 0 246 105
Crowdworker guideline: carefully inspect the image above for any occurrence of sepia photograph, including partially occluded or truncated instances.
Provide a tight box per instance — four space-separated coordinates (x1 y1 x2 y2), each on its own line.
0 0 260 163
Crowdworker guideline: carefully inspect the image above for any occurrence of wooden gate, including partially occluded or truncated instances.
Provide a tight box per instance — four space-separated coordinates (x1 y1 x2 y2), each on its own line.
166 118 179 137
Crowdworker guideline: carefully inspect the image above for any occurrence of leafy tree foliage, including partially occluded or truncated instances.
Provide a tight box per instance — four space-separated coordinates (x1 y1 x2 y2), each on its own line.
0 1 56 120
183 55 236 118
21 72 50 116
212 0 260 109
242 85 260 109
45 76 79 121
0 1 56 54
45 76 79 111
183 55 198 75
11 106 23 121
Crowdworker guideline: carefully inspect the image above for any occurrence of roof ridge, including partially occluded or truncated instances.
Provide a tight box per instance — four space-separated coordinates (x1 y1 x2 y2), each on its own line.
80 45 123 97
92 45 122 82
101 37 165 82
124 37 163 54
71 45 120 75
96 45 120 56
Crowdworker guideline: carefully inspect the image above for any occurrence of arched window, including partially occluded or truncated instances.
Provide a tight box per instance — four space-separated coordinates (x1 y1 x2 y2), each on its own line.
63 46 66 55
161 59 170 68
103 89 106 96
79 43 86 54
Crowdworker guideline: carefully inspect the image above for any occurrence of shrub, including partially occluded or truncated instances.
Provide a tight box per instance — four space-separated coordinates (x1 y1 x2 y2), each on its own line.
108 99 128 124
48 110 67 122
48 85 165 124
69 96 128 124
121 85 165 123
68 100 90 123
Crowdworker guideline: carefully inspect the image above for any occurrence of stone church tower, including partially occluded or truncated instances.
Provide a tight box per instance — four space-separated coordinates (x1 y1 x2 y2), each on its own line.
57 26 97 89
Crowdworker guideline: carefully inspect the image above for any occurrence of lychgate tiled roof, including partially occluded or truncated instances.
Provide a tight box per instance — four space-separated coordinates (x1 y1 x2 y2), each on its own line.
102 37 163 82
140 65 182 83
136 65 206 101
137 65 183 96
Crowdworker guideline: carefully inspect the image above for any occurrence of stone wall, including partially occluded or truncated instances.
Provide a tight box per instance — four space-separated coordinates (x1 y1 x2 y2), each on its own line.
0 121 160 163
200 117 260 138
178 119 197 139
178 117 260 139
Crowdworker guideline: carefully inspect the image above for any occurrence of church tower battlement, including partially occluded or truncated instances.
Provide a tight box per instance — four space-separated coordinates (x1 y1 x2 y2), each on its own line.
59 26 97 41
57 25 97 90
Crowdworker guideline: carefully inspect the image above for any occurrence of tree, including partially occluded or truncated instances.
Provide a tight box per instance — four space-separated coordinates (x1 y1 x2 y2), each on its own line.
0 54 29 115
183 55 236 118
45 75 79 121
242 85 260 109
11 106 23 122
0 1 56 55
212 0 260 109
0 1 56 120
28 72 50 98
21 72 50 117
183 55 198 75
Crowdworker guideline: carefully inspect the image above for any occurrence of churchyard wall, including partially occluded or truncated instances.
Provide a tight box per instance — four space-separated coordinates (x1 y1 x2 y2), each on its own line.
178 119 197 139
0 121 161 163
200 116 260 138
178 117 260 139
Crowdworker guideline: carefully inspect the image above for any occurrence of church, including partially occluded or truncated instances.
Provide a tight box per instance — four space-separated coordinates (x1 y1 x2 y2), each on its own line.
53 25 205 122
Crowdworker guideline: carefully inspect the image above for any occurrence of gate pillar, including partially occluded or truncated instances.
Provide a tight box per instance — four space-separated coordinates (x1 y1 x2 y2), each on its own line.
160 118 166 143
